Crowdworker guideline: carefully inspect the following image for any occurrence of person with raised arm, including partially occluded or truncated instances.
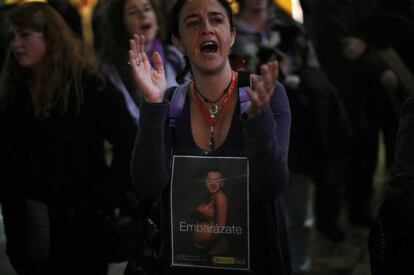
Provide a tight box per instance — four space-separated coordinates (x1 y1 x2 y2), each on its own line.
129 0 292 274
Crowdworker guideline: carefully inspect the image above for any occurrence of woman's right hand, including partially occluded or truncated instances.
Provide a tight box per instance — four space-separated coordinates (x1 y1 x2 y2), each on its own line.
196 203 214 218
129 34 167 103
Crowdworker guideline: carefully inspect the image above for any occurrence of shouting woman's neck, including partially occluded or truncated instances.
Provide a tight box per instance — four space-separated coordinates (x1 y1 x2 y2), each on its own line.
192 64 234 103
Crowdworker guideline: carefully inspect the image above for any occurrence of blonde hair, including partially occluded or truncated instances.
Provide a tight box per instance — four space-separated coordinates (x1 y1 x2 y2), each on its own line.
0 2 100 118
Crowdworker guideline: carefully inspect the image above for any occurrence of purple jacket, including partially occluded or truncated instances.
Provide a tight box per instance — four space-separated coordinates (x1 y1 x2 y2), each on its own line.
130 72 292 275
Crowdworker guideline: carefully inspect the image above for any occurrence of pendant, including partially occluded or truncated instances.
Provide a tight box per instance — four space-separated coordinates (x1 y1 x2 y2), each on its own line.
208 104 219 118
208 126 215 153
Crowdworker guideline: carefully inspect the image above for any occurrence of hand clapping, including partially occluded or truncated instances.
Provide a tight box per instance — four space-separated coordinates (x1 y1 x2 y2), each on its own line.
129 34 167 103
246 61 279 117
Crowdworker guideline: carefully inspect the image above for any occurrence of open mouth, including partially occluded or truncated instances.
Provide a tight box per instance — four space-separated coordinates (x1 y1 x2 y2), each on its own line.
140 23 152 31
14 52 26 59
200 41 218 54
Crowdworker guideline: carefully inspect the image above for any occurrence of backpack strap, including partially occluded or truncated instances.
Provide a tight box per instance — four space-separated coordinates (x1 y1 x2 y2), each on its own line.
237 70 252 114
168 82 190 128
168 71 252 128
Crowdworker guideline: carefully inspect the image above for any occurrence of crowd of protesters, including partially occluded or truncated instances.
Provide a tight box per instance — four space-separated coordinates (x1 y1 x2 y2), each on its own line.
0 0 413 274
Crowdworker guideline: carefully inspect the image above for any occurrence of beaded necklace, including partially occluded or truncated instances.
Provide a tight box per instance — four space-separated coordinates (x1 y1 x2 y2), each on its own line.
192 70 237 153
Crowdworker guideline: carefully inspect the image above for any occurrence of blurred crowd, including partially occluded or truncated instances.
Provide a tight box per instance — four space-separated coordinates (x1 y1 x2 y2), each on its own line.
0 0 413 275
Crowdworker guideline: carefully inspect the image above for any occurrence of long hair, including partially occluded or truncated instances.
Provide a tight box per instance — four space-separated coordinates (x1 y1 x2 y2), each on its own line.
98 0 129 69
99 0 164 91
0 4 17 68
0 2 99 118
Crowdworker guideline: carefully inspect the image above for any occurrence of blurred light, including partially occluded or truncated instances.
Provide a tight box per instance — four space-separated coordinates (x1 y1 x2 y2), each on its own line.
291 0 303 23
275 0 303 23
275 0 292 15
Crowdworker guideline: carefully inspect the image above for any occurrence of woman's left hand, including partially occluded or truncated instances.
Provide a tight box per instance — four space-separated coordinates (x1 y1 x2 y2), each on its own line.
246 61 279 117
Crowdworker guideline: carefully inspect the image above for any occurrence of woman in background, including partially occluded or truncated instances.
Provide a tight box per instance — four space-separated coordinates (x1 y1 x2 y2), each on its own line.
129 0 292 273
99 0 184 125
98 1 184 273
0 2 135 274
369 96 414 275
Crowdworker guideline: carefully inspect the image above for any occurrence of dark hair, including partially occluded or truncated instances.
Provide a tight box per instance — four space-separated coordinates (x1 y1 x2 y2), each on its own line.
237 0 247 12
170 0 234 38
237 0 246 12
99 0 164 91
98 0 130 89
0 4 17 68
171 0 235 83
237 0 271 13
100 0 165 59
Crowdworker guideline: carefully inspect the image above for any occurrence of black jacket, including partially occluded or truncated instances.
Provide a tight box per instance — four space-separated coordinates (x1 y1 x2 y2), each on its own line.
387 96 414 226
368 96 414 275
0 72 136 274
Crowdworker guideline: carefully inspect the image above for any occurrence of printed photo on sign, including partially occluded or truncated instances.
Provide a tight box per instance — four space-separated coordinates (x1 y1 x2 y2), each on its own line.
170 155 250 270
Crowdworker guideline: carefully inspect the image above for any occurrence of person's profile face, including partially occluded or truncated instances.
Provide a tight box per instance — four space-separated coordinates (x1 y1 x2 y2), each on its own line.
9 27 47 71
123 0 159 43
205 171 224 194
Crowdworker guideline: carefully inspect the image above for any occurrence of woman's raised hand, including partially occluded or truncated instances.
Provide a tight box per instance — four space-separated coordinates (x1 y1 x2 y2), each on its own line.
129 34 167 103
246 61 279 117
